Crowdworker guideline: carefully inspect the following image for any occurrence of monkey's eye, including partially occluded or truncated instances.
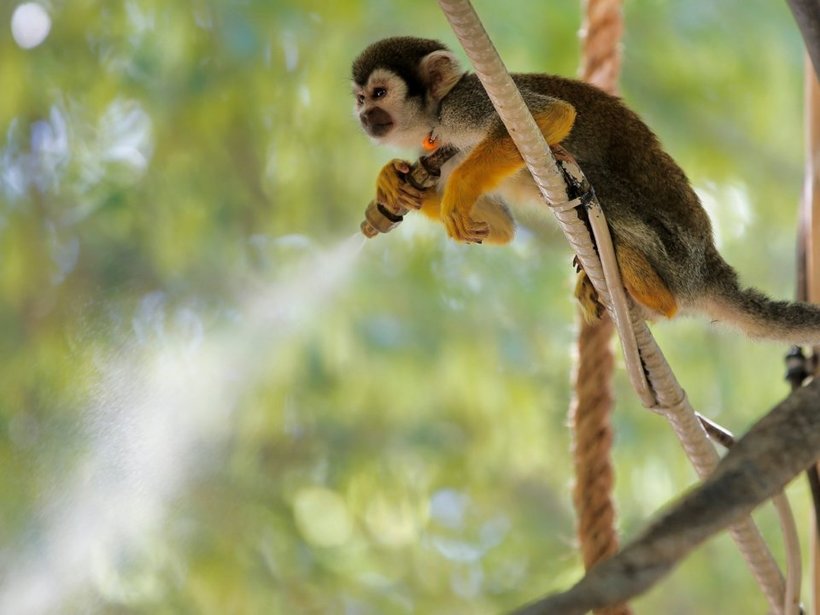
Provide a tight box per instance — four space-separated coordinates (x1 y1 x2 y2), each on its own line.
356 93 365 105
372 87 387 99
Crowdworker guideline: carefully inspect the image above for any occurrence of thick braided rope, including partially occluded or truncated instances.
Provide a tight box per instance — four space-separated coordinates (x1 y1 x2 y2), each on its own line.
579 0 624 94
569 316 627 615
570 2 629 614
435 1 787 611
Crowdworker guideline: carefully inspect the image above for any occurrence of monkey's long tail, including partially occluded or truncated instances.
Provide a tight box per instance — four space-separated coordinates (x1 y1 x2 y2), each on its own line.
701 270 820 344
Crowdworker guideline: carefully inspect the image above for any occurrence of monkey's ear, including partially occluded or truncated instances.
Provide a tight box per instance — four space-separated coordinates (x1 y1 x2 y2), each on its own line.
419 50 462 101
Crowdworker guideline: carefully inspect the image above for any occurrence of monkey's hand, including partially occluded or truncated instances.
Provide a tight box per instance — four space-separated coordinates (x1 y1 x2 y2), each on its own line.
376 159 426 213
440 169 490 243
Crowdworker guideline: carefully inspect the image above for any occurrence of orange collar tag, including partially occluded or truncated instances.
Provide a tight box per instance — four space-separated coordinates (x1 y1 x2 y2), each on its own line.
422 133 439 152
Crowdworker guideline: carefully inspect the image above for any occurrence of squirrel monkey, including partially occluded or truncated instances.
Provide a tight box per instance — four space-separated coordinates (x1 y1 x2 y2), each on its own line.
352 36 820 343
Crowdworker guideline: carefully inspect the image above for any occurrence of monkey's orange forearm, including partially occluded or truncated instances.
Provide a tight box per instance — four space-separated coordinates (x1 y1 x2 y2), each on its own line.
419 190 442 220
449 102 576 199
440 103 576 244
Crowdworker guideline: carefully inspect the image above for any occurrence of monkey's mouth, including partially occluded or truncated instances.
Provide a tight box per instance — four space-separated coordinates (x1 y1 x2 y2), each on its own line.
365 121 393 137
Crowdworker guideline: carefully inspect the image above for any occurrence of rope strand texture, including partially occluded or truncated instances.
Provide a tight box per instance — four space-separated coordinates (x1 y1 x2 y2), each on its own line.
579 0 624 93
435 0 786 611
569 315 629 615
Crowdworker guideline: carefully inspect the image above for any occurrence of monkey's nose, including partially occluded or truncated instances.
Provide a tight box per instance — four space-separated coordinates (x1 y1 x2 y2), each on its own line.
360 108 393 136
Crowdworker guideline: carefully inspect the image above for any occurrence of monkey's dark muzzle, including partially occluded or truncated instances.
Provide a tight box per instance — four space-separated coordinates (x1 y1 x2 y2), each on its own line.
360 108 394 137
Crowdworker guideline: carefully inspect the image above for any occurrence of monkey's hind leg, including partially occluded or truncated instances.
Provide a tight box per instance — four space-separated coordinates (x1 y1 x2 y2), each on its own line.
616 244 678 318
574 245 678 320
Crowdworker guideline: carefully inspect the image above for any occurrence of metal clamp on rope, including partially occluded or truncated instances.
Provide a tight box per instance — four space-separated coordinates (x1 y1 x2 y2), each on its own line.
550 187 596 213
550 144 597 213
649 390 690 417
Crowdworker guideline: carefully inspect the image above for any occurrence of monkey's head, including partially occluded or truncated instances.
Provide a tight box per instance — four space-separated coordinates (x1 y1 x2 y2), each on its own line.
351 37 463 149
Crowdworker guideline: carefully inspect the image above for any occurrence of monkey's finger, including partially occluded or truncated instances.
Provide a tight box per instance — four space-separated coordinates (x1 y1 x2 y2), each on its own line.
398 187 425 209
397 196 423 211
398 183 424 200
443 214 457 238
444 212 464 241
449 212 481 243
452 210 487 237
376 187 398 206
391 159 412 174
451 213 469 241
465 220 490 241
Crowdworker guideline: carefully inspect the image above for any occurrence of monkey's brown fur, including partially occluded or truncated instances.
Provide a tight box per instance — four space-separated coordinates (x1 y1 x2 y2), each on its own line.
353 37 820 343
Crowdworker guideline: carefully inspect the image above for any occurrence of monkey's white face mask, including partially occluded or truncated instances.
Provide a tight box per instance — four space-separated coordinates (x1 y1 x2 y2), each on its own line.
353 69 432 150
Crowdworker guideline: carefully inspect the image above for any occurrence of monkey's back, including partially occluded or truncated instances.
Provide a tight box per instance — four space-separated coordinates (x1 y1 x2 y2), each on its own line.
442 73 719 300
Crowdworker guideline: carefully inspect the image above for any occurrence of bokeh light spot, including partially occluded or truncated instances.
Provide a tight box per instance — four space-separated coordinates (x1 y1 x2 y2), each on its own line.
364 493 425 547
11 3 51 50
293 487 352 548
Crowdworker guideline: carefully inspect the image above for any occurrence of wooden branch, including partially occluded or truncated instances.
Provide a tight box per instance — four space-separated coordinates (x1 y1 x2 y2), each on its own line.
514 378 820 615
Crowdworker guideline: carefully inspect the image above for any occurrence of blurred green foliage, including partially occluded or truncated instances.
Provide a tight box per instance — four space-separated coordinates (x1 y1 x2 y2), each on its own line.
0 0 812 613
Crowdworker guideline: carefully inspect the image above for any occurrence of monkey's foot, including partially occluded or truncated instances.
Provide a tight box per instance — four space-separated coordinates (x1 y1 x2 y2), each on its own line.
574 269 604 323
